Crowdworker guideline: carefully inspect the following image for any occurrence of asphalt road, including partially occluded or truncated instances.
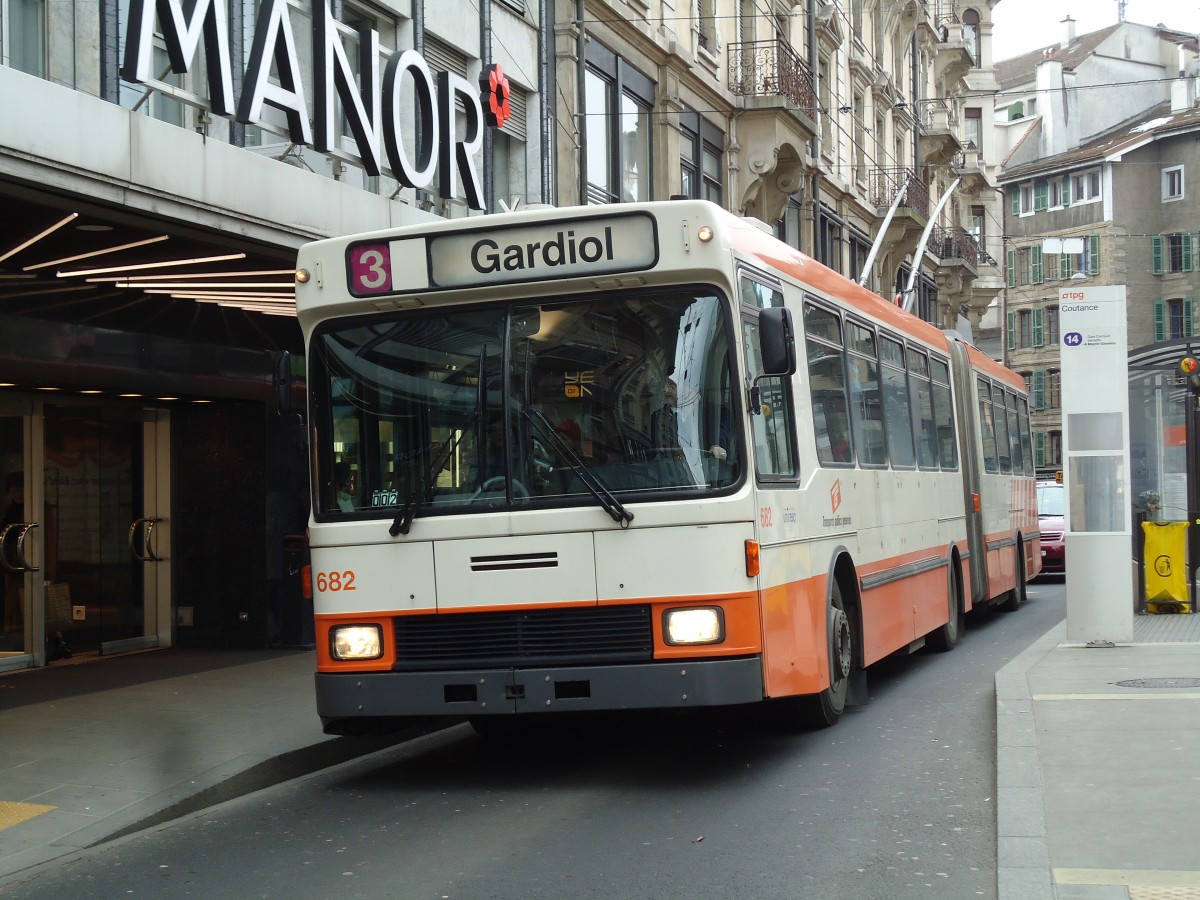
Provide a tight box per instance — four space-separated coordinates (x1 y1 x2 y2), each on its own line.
7 578 1066 900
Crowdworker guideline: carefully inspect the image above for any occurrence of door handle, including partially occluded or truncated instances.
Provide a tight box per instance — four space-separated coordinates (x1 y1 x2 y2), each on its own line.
1 523 39 573
128 517 166 562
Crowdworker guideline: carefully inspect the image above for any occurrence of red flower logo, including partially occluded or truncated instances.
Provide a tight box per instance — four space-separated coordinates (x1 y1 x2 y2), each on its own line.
480 64 511 130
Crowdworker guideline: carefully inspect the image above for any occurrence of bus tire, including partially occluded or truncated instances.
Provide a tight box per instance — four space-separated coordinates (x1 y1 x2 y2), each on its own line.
802 578 853 727
998 540 1026 612
928 562 963 652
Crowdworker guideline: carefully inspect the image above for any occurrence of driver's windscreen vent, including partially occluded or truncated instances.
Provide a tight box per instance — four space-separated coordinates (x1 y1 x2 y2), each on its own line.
470 552 559 572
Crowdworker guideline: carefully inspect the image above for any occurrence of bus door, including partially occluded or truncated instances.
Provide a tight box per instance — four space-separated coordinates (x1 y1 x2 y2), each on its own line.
947 339 988 606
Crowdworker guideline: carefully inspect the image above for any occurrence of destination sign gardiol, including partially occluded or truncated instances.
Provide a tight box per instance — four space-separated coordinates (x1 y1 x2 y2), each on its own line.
346 213 660 296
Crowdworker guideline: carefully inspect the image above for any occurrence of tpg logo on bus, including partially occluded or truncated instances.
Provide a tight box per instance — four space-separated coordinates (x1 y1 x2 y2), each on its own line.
427 213 660 289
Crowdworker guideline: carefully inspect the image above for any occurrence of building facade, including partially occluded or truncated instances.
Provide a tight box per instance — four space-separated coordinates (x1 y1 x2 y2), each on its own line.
1 0 1005 669
997 18 1200 472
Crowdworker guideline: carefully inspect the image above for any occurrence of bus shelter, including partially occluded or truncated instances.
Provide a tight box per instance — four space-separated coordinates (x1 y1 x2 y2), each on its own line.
1129 341 1197 614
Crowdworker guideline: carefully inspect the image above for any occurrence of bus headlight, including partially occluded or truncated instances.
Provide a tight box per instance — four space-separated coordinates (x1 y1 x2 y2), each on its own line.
663 607 724 645
331 624 383 660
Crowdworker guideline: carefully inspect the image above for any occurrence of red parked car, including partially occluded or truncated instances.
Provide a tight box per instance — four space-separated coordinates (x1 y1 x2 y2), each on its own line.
1037 481 1065 575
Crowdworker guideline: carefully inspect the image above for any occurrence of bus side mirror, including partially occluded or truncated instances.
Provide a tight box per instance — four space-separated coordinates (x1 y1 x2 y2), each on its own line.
759 306 797 377
275 350 296 418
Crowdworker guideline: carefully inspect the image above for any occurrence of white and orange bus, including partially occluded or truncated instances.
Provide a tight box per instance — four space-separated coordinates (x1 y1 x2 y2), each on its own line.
293 200 1038 734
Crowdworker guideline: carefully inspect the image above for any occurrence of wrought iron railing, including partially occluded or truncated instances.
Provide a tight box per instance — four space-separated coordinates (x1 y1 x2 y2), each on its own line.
919 98 957 133
931 224 980 269
728 39 816 113
869 168 930 219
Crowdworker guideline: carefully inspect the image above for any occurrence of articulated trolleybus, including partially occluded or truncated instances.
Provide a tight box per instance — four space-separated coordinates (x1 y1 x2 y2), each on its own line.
294 200 1038 735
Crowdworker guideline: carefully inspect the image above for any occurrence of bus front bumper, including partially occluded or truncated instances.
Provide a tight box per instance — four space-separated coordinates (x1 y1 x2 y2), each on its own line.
316 657 765 726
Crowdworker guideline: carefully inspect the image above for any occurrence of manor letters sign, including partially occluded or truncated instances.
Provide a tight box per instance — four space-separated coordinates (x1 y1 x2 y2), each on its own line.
123 0 486 208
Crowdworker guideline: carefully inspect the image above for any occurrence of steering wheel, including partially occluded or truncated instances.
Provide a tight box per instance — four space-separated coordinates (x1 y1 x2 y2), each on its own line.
470 476 530 503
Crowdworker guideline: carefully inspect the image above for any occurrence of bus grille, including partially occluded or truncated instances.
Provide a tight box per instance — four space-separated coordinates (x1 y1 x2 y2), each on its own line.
392 606 653 671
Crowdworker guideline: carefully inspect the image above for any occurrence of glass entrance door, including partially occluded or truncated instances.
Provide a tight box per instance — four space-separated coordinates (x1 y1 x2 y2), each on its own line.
0 400 41 665
42 404 170 658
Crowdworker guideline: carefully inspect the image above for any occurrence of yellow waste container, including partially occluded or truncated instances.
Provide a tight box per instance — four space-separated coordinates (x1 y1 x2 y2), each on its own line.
1142 521 1192 613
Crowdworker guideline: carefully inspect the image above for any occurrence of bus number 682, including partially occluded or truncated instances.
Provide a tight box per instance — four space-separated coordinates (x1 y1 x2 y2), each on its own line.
315 571 356 592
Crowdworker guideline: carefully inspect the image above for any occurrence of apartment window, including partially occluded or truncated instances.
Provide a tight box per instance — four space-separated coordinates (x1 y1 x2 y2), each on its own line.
1018 184 1034 215
1044 305 1060 345
1151 233 1195 274
854 92 867 183
851 0 864 38
492 85 529 209
697 0 717 53
961 9 981 67
964 107 982 149
818 207 843 272
1163 165 1185 202
848 230 872 287
1070 168 1102 202
679 109 723 204
1155 298 1194 341
1046 369 1061 409
7 0 46 76
1048 179 1064 208
585 44 654 205
818 57 833 148
1017 310 1032 348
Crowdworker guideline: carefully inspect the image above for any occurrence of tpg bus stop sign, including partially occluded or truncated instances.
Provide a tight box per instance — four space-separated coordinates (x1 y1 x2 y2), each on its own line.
1059 285 1132 643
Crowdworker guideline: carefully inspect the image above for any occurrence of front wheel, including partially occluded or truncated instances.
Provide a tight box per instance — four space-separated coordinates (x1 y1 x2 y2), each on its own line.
802 579 854 727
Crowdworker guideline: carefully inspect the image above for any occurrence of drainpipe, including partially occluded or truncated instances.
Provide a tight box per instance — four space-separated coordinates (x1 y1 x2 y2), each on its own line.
481 0 494 211
538 0 556 204
808 0 819 256
577 0 588 206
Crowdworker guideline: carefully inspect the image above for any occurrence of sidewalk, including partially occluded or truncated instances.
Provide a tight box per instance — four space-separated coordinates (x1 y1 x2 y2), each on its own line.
0 649 438 882
997 613 1200 900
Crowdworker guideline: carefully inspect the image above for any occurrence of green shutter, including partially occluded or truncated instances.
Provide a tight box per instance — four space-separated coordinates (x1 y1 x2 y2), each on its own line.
1187 297 1195 337
1011 189 1021 216
1032 369 1046 410
1007 249 1016 287
1059 252 1071 280
1034 181 1048 211
1007 309 1016 350
1033 307 1044 347
1088 235 1100 275
1152 235 1163 275
1184 234 1194 273
1034 430 1046 467
1155 298 1166 341
1061 176 1071 205
1032 245 1043 283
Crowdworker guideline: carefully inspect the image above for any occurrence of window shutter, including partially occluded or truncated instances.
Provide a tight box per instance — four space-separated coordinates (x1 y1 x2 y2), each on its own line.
1033 307 1044 346
1061 176 1070 205
1011 190 1020 216
1032 369 1046 410
1184 233 1194 273
1034 430 1046 467
1088 235 1100 275
1187 297 1195 337
1007 309 1016 350
1031 245 1043 283
1152 235 1163 275
1154 298 1166 341
501 84 529 142
1034 181 1048 211
1059 252 1070 280
1007 249 1016 287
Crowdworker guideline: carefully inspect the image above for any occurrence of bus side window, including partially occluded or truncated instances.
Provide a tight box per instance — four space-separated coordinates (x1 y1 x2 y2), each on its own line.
1016 394 1035 476
1005 390 1024 475
930 357 958 470
994 386 1013 473
978 379 999 473
880 335 915 468
743 312 798 479
845 321 885 466
907 347 938 469
804 303 854 466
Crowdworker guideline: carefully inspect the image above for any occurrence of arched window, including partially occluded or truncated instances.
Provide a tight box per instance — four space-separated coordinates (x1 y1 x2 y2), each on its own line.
962 8 981 68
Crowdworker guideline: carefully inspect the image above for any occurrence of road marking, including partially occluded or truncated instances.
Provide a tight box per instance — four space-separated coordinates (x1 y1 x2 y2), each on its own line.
1033 693 1200 701
1055 868 1200 889
0 801 56 830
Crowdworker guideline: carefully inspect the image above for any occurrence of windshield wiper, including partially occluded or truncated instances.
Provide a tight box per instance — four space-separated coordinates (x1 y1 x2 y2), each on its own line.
389 426 472 536
524 408 633 526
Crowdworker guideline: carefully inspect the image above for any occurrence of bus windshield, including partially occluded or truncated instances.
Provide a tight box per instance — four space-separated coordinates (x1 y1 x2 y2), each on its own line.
311 286 740 518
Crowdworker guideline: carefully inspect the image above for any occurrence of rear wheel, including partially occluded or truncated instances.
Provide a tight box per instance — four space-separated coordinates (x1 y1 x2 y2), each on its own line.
802 579 853 727
998 542 1027 612
928 563 963 652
